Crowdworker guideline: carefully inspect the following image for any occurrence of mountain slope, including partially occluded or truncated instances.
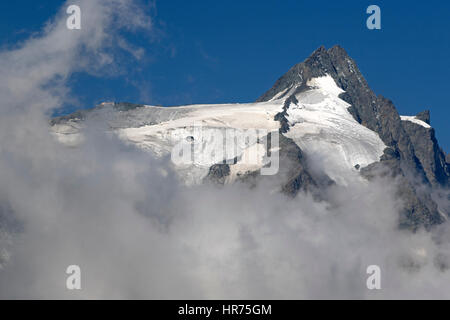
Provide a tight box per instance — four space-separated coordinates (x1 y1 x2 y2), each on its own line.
51 46 450 229
259 46 449 185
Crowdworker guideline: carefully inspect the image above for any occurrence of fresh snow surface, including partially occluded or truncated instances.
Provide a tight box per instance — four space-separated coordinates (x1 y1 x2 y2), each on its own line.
283 75 387 185
110 102 283 185
400 116 431 129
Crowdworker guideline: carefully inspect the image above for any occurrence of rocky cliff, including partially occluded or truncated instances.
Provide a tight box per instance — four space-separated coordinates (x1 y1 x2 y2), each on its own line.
258 45 449 229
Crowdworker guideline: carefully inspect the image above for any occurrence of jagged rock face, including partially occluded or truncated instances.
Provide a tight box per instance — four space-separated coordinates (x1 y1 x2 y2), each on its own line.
361 158 443 229
401 120 450 187
218 132 333 199
416 110 430 124
257 46 337 102
275 133 334 198
259 45 449 228
258 45 449 187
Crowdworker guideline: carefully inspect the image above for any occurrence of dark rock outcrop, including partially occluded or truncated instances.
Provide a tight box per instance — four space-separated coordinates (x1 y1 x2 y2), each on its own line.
274 95 299 134
276 133 334 198
238 132 334 199
204 164 230 185
361 159 443 230
401 119 449 187
257 46 335 103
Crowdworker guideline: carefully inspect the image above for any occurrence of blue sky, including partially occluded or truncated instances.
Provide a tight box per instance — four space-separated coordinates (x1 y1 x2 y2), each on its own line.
0 0 449 151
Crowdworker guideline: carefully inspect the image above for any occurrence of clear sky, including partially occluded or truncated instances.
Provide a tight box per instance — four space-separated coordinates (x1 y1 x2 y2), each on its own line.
0 0 449 151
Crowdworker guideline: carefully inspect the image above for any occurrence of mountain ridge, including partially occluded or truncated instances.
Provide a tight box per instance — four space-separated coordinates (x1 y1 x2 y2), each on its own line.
258 45 449 228
259 45 449 188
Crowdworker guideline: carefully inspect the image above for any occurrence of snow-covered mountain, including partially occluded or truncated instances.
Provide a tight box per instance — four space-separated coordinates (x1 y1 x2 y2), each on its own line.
51 45 450 229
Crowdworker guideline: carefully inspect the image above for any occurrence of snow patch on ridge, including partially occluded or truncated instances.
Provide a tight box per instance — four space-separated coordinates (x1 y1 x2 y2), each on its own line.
400 116 431 129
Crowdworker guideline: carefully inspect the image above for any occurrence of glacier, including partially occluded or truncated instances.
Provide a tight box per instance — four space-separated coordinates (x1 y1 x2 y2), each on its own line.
51 75 386 187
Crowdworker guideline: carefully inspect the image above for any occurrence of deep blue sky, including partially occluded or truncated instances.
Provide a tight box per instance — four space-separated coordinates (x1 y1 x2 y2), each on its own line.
0 1 449 151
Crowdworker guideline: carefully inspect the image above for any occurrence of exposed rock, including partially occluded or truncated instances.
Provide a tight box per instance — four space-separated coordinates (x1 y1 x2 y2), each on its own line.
204 164 230 185
274 95 298 134
361 160 443 230
276 133 332 198
401 119 449 187
416 110 430 124
257 46 334 103
238 131 334 199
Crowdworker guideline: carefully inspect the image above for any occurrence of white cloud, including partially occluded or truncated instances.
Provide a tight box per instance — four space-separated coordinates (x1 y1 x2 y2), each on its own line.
0 0 449 299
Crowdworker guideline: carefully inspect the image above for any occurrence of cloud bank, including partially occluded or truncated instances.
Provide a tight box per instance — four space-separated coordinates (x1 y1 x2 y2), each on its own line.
0 0 449 299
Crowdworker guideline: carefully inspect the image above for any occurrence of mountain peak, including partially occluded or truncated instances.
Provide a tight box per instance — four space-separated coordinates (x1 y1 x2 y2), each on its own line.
257 45 449 227
309 45 327 56
327 44 349 56
309 44 348 58
257 45 359 102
